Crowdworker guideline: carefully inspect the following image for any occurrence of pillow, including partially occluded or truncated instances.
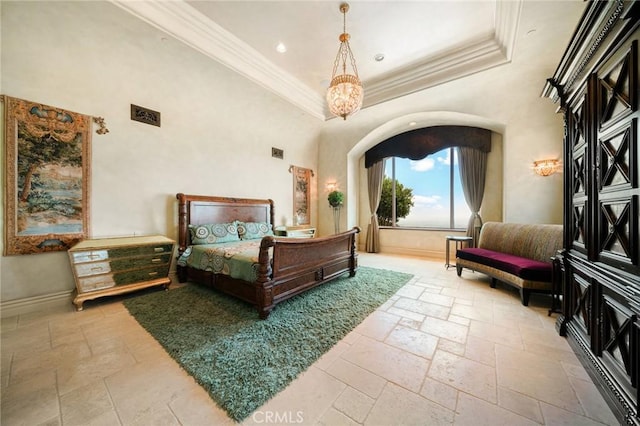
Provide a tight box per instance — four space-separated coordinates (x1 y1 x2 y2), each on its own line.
236 221 274 240
188 222 240 245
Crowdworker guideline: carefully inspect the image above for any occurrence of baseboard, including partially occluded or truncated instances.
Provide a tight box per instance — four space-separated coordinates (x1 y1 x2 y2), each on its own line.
1 290 74 318
1 271 179 318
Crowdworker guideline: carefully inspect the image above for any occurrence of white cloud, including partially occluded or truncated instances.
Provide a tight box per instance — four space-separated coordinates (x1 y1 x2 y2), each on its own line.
410 158 435 172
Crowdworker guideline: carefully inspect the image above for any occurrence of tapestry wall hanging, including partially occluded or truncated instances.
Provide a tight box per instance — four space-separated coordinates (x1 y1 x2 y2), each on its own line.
290 165 313 226
3 95 91 255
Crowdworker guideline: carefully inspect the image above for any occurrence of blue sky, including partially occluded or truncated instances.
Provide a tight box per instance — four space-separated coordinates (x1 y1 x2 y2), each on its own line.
384 148 470 228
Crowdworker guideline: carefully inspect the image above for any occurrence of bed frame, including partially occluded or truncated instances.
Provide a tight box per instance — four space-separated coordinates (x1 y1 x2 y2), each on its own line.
176 193 360 319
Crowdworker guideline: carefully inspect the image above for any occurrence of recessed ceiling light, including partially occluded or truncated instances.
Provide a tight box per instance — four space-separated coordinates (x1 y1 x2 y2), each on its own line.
276 42 287 53
374 53 385 62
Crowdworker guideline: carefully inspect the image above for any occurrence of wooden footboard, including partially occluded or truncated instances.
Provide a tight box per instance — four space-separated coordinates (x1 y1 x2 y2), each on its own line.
175 193 360 319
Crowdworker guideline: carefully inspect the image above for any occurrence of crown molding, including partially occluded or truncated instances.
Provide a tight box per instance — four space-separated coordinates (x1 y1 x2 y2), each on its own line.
110 0 326 120
112 0 521 121
360 0 521 109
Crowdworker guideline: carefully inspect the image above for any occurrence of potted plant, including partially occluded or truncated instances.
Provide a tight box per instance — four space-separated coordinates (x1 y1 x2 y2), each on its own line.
327 190 344 208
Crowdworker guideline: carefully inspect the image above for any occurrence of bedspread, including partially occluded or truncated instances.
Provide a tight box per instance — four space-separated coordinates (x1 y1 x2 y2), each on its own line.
177 240 271 283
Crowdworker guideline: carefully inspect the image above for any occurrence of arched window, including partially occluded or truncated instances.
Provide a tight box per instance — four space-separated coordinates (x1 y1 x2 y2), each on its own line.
365 126 491 230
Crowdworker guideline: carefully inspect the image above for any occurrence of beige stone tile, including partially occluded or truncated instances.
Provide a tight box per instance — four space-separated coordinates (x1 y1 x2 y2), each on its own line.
463 335 496 367
418 292 455 307
447 314 470 327
170 386 234 426
317 407 360 426
561 360 591 381
420 316 468 344
395 283 425 299
495 344 585 415
419 377 458 410
468 319 523 349
106 359 197 424
437 338 466 356
325 358 386 399
11 340 91 385
342 336 429 392
386 306 426 324
539 401 617 426
392 297 450 320
129 403 181 426
364 382 454 426
1 321 51 356
396 316 423 330
428 350 497 403
451 303 494 323
245 366 346 426
1 370 59 426
568 375 620 425
497 386 543 423
333 386 374 423
314 340 351 371
59 380 120 426
353 310 400 341
455 392 539 425
384 325 438 359
57 345 137 396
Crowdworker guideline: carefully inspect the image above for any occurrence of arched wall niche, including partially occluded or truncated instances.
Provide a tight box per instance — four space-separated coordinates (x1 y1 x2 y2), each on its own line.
346 111 504 257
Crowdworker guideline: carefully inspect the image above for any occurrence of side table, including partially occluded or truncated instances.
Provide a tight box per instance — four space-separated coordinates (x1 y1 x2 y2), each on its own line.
445 236 473 269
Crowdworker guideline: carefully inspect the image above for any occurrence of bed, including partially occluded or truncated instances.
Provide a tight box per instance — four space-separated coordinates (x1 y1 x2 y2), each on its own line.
176 193 360 319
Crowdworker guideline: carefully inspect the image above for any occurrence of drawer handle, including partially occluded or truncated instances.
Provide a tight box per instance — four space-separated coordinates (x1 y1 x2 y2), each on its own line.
89 254 101 259
151 258 162 263
91 267 104 272
153 247 164 253
148 271 158 277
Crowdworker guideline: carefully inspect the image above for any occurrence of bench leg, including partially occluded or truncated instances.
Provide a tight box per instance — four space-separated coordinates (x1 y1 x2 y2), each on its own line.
520 289 530 306
456 265 463 277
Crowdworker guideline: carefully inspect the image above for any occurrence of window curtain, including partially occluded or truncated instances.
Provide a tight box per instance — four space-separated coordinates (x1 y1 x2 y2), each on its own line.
457 146 487 247
366 159 385 252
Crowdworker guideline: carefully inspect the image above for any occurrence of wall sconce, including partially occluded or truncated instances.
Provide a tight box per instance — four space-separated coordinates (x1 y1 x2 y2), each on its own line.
533 159 560 177
326 182 338 191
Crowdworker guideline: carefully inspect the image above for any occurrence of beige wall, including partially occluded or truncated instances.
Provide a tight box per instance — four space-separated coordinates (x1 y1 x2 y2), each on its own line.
0 1 322 303
316 0 580 253
1 0 584 312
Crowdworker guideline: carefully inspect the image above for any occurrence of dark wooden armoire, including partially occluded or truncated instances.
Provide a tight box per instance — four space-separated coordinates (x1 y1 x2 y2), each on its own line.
542 1 639 424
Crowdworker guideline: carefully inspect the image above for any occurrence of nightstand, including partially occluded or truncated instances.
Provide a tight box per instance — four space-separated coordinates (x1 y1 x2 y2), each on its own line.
274 226 316 238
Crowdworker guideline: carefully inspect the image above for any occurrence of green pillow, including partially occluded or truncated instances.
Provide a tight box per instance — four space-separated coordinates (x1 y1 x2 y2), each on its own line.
188 222 240 245
237 221 274 240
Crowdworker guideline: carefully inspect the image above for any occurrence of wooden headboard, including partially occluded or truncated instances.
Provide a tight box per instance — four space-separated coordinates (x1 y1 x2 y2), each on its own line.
176 193 275 253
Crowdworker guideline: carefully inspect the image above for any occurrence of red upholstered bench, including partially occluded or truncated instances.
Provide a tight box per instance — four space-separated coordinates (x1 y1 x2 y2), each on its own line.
455 222 562 306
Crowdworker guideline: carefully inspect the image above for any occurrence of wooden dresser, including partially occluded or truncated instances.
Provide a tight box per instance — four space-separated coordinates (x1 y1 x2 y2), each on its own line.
68 235 174 310
543 1 639 424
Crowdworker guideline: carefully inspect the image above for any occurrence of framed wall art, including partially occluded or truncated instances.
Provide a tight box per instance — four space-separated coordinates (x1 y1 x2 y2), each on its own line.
3 95 91 255
290 165 313 226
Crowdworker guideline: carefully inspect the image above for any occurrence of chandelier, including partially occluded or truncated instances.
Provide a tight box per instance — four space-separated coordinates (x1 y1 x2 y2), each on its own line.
326 3 363 120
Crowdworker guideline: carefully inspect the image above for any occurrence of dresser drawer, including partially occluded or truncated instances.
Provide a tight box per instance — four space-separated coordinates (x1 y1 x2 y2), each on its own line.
109 253 172 271
71 250 109 264
113 265 171 286
74 261 111 277
108 244 173 259
78 274 116 292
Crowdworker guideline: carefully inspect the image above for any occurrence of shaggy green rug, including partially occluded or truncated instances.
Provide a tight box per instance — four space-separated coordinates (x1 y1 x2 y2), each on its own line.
123 266 412 422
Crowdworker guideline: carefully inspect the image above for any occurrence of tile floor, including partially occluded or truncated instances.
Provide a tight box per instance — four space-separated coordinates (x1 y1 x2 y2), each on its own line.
1 253 620 425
